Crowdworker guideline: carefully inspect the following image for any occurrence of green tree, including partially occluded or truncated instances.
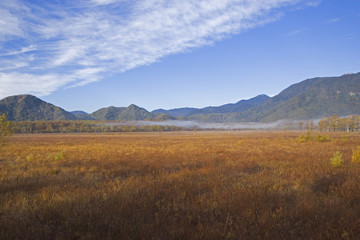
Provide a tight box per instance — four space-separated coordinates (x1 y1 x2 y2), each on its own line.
0 114 13 151
328 115 340 132
318 117 329 132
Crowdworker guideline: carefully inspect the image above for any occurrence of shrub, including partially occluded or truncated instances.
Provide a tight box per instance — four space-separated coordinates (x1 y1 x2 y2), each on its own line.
315 134 331 142
352 146 360 163
54 150 67 161
298 131 313 142
330 151 343 167
25 154 34 161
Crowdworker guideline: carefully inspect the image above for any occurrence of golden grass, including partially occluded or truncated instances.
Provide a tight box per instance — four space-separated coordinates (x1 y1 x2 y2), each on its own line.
1 131 360 239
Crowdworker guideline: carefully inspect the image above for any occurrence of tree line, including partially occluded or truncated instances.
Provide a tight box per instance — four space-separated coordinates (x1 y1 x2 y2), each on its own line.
11 120 193 133
317 115 360 132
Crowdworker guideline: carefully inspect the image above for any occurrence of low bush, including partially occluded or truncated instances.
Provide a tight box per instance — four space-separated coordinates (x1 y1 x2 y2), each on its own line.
298 131 313 142
330 151 343 167
352 146 360 163
315 134 331 142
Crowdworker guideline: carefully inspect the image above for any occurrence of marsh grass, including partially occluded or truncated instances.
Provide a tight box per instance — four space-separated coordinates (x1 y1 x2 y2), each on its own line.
1 132 360 239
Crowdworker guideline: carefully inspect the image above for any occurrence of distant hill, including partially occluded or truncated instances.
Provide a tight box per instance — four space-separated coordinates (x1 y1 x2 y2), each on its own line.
0 95 174 122
153 72 360 122
117 104 154 121
153 107 198 118
190 94 270 115
189 72 360 122
90 106 126 120
256 72 360 121
153 94 270 117
89 104 174 121
0 95 77 121
71 111 88 115
71 111 95 120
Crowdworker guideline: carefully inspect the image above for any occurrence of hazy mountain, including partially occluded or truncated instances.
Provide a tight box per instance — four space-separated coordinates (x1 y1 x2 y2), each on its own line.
191 94 270 115
153 94 270 117
152 107 198 118
71 111 95 120
71 111 88 115
0 95 77 121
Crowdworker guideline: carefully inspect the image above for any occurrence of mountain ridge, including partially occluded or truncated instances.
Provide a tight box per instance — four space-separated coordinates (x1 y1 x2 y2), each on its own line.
153 94 270 117
0 95 77 121
0 95 175 122
153 72 360 122
1 72 359 122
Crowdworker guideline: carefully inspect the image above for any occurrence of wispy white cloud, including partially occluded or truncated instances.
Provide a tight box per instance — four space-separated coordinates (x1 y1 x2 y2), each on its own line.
0 72 74 97
69 67 106 87
328 18 340 23
0 0 317 98
0 45 36 57
287 28 308 36
306 0 322 7
0 61 29 71
0 7 24 40
90 0 119 5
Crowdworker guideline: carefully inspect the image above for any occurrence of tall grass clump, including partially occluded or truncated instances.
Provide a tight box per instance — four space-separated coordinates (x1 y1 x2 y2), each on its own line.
330 151 343 167
352 146 360 163
54 150 67 161
315 134 331 142
298 131 313 142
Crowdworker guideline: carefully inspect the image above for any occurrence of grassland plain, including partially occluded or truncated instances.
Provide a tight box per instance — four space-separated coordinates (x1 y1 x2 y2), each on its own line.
1 131 360 239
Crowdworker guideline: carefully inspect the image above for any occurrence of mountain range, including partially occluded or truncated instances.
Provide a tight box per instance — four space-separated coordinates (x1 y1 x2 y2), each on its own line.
0 95 173 122
182 72 360 122
0 72 359 122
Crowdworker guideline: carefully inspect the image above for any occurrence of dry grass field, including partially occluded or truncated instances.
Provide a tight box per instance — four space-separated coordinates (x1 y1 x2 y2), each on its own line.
1 131 360 239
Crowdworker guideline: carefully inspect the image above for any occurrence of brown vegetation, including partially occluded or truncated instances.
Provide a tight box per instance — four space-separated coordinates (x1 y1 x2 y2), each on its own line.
0 114 13 152
1 131 360 239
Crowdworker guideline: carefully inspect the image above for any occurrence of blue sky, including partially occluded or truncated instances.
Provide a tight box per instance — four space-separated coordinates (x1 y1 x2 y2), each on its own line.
0 0 359 113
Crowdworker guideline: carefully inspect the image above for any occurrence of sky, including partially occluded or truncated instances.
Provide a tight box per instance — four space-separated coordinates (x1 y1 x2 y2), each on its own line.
0 0 359 113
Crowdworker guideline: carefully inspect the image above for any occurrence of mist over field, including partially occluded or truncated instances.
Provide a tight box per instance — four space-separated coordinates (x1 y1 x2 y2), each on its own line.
104 120 301 130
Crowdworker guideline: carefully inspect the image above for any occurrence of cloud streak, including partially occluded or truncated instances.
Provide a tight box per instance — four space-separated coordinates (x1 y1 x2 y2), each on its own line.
0 0 317 98
328 18 340 23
